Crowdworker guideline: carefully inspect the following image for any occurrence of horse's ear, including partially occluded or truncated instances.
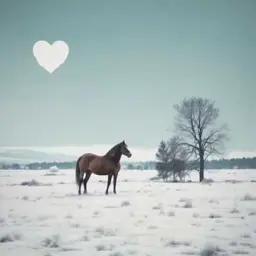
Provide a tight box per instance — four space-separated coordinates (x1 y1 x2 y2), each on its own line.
123 140 125 144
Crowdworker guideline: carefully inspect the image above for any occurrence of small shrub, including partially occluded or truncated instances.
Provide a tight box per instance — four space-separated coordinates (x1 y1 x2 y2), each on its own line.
229 241 237 246
150 176 160 181
44 173 57 176
20 179 51 186
165 239 191 247
167 211 175 217
148 225 157 230
71 223 80 228
109 252 124 256
121 200 130 207
152 203 162 210
241 194 256 201
180 197 190 202
95 227 116 237
230 208 240 214
182 251 197 255
201 178 214 184
240 242 255 248
21 179 41 186
0 232 22 243
200 244 224 256
41 235 60 248
81 234 89 241
183 200 192 208
95 244 106 251
165 240 181 247
233 250 249 255
192 212 200 218
241 234 251 239
225 179 242 184
209 199 219 204
209 213 221 219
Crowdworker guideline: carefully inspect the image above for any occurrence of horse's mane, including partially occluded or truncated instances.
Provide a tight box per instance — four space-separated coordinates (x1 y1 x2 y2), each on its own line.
104 142 122 163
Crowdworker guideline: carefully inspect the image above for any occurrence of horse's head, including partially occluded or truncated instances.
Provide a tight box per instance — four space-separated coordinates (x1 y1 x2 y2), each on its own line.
120 140 132 158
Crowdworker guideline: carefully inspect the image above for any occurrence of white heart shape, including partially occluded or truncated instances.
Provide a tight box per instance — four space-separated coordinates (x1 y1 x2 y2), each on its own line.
33 40 69 73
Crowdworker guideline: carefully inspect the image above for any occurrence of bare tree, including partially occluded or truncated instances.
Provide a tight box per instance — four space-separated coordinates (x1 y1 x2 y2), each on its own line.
173 97 229 182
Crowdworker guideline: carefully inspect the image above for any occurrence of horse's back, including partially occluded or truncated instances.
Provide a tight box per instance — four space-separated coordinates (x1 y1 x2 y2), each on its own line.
79 153 99 171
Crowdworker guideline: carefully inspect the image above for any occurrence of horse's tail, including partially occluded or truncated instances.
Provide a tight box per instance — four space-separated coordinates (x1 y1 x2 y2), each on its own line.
75 156 82 186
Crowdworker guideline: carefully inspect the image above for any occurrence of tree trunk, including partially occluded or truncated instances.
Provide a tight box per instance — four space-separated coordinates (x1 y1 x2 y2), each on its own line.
199 151 204 182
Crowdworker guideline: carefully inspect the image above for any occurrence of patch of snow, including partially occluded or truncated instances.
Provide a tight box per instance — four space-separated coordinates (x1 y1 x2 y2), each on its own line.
0 169 256 255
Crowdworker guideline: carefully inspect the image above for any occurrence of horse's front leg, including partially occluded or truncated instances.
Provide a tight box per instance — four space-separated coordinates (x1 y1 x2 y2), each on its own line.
113 173 118 194
105 174 113 195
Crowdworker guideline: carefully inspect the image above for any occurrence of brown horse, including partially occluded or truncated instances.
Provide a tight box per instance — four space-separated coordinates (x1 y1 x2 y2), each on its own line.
75 140 132 195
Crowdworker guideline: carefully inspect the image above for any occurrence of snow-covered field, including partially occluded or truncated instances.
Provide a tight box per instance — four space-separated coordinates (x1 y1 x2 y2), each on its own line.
0 168 256 256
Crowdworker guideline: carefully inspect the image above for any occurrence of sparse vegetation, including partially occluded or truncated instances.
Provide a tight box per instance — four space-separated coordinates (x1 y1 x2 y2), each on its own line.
19 179 51 186
229 241 237 246
241 234 251 239
152 203 162 210
109 252 124 256
209 213 221 219
241 194 256 201
0 232 22 243
95 244 107 251
192 212 200 218
1 158 256 256
165 239 191 247
95 227 116 237
41 235 60 248
167 211 175 217
230 208 240 214
183 200 193 208
200 244 224 256
232 250 249 255
121 200 131 207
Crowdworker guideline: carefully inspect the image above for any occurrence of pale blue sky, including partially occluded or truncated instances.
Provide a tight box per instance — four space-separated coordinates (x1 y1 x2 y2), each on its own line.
0 0 255 154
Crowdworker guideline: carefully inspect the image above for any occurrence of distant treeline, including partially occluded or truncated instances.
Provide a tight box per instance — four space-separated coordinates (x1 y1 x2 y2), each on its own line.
1 157 256 170
205 157 256 169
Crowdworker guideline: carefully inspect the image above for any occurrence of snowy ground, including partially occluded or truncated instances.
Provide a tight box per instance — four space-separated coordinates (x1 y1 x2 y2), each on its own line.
0 168 256 256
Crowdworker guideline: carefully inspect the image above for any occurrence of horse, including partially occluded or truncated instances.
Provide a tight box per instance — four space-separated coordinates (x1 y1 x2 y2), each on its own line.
75 140 132 195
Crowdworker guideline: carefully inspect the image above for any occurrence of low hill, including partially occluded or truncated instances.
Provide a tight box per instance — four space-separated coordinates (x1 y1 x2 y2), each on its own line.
0 149 76 164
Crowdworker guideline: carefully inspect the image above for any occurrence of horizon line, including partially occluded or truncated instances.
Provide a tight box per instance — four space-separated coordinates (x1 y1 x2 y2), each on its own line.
0 144 256 161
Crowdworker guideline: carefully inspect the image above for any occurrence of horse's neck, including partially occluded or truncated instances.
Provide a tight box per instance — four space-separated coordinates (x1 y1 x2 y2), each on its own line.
105 146 122 164
111 151 122 164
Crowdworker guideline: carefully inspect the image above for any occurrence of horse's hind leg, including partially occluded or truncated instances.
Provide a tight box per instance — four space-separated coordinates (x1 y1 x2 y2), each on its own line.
83 171 92 194
78 171 84 195
105 174 113 195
